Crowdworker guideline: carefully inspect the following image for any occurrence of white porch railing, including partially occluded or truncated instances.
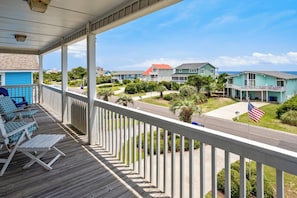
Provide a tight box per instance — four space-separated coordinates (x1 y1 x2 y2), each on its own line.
1 84 39 105
41 84 62 120
40 84 297 198
226 84 286 91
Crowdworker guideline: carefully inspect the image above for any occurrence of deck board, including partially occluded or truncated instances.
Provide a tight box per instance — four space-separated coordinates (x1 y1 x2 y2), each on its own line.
0 105 167 198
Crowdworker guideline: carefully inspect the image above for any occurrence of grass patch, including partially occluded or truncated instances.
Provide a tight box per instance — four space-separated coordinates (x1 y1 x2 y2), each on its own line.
236 104 297 135
141 96 237 112
200 97 237 113
141 96 171 107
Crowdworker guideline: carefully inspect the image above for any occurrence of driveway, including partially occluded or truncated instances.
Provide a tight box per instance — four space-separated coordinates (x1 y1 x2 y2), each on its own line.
204 101 268 120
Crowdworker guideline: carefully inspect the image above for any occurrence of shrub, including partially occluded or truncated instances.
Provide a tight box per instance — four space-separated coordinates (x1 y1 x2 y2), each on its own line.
163 94 173 101
122 79 131 84
217 160 273 198
280 110 297 126
125 83 137 94
276 95 297 118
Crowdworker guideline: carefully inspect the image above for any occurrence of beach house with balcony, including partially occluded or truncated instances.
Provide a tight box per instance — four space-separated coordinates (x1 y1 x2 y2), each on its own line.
143 64 173 82
225 71 297 103
172 62 216 84
111 70 144 82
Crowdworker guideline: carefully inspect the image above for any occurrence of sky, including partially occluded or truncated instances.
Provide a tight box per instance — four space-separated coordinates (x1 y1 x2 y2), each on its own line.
43 0 297 72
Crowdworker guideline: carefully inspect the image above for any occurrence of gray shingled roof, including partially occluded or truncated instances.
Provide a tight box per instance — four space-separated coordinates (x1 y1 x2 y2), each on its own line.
175 62 215 69
245 71 297 79
113 71 144 75
0 54 39 71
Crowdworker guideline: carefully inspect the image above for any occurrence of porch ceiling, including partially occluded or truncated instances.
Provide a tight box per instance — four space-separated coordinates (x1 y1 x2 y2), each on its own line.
0 0 181 55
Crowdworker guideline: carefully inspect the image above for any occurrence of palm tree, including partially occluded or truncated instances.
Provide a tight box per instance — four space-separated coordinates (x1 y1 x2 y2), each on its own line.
170 99 201 123
116 95 134 106
97 88 113 101
156 85 167 98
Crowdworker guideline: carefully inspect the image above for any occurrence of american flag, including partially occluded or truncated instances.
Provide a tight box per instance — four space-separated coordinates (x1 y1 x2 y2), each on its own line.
248 102 265 122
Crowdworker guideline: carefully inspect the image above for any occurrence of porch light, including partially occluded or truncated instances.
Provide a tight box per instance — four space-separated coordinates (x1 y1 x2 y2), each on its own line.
28 0 51 13
14 34 27 42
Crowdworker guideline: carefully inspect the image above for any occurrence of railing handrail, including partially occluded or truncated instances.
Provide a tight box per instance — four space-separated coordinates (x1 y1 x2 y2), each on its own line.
226 83 286 91
41 83 63 94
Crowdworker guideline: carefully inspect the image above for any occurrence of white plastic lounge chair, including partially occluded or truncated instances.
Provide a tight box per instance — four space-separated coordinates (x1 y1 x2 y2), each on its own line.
0 117 37 176
0 96 38 127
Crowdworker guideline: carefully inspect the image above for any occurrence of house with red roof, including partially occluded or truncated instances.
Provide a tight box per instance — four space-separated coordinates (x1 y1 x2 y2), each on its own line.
143 64 173 82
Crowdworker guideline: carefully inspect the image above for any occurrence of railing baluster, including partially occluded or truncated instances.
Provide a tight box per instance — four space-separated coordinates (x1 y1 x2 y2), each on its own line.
133 119 136 171
111 112 114 155
144 123 148 180
256 162 264 198
171 132 176 198
211 146 217 198
109 110 111 152
163 129 168 194
128 117 131 167
138 121 142 176
99 108 103 146
119 114 123 162
189 139 194 198
123 116 127 165
180 135 184 198
200 143 205 198
276 169 284 198
225 151 231 198
240 156 246 198
156 127 160 188
105 109 108 150
150 124 154 183
115 113 118 158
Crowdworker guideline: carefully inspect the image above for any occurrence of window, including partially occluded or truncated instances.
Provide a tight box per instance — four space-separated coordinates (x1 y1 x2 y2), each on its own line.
277 79 284 87
245 73 256 87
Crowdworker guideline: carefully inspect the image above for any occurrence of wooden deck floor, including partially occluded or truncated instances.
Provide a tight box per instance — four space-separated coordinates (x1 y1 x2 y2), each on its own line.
0 105 167 198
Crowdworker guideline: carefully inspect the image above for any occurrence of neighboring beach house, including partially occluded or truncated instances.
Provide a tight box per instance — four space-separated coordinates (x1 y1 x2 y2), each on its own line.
143 64 173 82
225 71 297 103
111 71 144 82
172 62 216 84
0 53 38 103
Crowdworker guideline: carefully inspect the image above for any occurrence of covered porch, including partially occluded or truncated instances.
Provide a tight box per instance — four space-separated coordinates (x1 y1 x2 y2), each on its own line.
1 104 163 197
1 1 297 197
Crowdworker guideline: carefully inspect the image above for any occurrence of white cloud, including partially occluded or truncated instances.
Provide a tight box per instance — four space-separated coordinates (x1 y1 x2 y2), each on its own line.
212 52 297 69
118 52 297 71
68 40 86 58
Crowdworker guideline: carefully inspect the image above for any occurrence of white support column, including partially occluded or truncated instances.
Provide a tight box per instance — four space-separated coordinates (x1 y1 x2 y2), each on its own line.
38 55 43 104
61 43 68 123
86 24 97 145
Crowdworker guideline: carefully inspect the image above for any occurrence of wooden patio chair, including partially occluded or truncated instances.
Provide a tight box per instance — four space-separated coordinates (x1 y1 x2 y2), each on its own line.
0 96 38 128
0 117 37 176
0 87 28 108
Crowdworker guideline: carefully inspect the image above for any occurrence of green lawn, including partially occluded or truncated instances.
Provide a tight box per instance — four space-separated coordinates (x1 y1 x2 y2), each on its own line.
200 97 237 113
141 96 172 107
141 96 237 112
236 104 297 135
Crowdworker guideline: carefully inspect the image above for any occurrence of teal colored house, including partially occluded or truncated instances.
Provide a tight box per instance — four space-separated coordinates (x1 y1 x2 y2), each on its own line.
0 54 38 103
225 71 297 103
172 62 216 84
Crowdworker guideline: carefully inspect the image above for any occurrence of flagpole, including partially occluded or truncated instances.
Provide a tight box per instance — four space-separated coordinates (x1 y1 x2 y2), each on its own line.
247 96 251 180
